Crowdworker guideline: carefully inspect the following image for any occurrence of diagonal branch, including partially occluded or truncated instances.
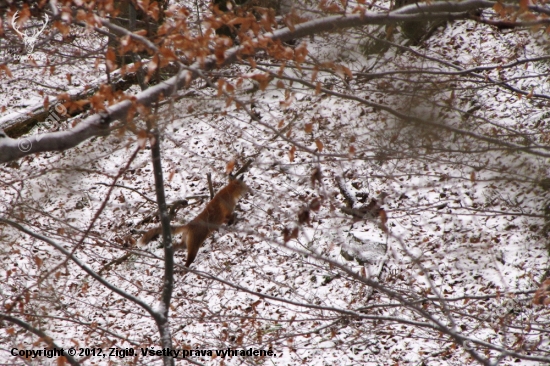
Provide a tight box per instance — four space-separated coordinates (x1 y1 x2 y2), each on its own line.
0 313 80 366
259 67 550 158
0 218 159 321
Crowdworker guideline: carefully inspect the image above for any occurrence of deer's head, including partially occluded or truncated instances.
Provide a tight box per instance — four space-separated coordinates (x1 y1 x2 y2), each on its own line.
11 11 49 54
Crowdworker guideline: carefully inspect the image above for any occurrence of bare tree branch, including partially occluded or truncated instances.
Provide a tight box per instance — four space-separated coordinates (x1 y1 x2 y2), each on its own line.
0 313 81 366
0 219 159 320
147 118 175 366
257 66 550 158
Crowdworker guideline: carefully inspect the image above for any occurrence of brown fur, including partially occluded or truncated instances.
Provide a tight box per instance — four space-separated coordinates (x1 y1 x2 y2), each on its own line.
139 177 249 267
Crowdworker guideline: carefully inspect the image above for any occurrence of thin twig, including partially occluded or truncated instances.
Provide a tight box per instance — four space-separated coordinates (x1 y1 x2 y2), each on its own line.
207 173 214 200
96 182 155 203
234 159 253 177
